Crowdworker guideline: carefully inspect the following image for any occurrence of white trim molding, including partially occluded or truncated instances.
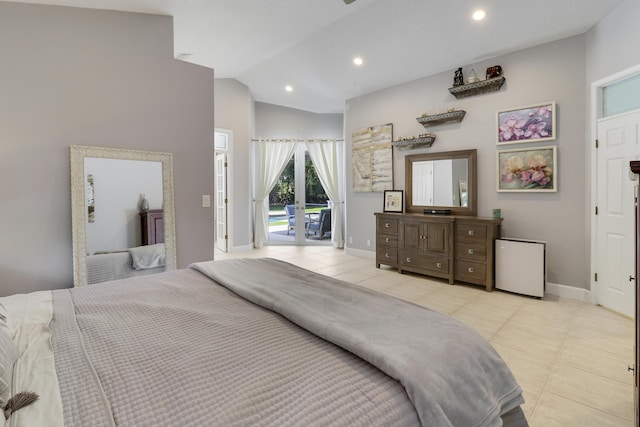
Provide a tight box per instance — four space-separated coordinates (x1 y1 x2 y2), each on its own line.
544 282 591 303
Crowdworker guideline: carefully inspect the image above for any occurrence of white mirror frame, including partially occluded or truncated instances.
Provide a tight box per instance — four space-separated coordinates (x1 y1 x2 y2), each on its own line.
70 145 177 286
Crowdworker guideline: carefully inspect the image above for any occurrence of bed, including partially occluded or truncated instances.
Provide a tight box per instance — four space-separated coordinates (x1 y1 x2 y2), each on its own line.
87 243 166 284
1 258 528 427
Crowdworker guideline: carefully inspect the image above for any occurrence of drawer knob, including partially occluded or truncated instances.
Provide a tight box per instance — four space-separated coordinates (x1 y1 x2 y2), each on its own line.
385 238 390 243
385 253 390 258
468 267 474 273
436 262 442 269
468 249 474 255
406 257 412 263
468 230 474 236
385 223 390 228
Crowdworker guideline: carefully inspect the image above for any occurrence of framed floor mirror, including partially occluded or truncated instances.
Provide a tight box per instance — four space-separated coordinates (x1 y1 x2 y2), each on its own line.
70 145 177 286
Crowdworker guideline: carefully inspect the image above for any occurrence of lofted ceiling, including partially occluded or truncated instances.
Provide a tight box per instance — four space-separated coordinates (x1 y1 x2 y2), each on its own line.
9 0 622 113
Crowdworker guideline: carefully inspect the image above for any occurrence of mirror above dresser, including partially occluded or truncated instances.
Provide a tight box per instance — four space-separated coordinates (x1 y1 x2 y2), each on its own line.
377 148 503 290
405 149 477 216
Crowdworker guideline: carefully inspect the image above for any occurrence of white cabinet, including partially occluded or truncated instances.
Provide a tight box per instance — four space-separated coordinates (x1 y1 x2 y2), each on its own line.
495 238 546 298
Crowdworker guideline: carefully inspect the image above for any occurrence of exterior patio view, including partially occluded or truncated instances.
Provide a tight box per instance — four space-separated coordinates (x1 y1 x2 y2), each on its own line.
268 155 332 243
268 204 332 243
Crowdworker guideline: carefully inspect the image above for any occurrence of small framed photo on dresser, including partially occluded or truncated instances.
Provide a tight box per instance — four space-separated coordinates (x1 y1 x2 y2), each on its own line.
383 190 403 213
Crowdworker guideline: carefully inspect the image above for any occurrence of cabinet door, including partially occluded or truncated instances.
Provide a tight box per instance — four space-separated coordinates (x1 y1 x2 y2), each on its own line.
425 223 449 254
400 221 424 251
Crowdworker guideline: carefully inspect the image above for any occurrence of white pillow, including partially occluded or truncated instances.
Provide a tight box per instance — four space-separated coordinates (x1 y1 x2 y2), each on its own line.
0 301 11 337
0 301 17 412
0 326 17 408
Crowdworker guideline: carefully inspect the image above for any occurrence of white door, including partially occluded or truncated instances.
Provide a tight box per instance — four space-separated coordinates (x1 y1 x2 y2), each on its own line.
596 110 640 317
215 152 228 253
214 129 229 253
293 143 308 244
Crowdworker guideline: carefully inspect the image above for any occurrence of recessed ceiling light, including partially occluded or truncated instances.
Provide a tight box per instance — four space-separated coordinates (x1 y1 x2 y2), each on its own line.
353 57 364 66
285 85 293 92
472 9 486 21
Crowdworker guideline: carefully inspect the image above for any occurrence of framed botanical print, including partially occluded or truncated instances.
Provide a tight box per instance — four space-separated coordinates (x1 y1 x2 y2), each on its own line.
497 102 556 144
497 146 557 192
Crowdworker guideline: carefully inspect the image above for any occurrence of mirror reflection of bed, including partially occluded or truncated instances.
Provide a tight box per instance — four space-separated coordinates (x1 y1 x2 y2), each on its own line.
84 157 166 284
70 145 177 286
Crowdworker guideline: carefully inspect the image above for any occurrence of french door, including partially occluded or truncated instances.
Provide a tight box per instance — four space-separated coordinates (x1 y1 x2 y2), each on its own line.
291 144 309 244
268 143 329 245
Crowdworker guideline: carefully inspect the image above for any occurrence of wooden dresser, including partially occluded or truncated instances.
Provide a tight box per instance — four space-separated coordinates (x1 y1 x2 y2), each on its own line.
140 209 164 245
375 212 502 291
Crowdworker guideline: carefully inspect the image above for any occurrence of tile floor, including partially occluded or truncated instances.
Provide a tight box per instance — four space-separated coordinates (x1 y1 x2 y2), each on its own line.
216 245 636 426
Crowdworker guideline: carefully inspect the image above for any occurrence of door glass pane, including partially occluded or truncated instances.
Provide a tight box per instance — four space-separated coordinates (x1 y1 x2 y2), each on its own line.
603 73 640 117
304 151 330 242
267 157 295 243
266 150 331 244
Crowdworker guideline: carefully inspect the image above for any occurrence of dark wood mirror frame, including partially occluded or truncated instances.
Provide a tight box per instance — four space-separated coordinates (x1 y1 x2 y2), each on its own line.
405 149 477 216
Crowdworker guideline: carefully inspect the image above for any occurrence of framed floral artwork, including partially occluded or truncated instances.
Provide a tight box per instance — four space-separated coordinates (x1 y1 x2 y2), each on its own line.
497 102 556 144
497 146 557 192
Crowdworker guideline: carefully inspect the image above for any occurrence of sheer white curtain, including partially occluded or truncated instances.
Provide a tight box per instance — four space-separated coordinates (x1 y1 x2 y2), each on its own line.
254 139 298 248
306 139 344 248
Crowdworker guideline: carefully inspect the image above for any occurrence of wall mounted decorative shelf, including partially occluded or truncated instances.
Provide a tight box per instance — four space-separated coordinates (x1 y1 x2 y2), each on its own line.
392 135 436 150
448 76 506 99
417 110 466 127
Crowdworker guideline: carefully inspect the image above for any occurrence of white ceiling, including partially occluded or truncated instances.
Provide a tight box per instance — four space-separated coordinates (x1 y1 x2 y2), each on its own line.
10 0 622 113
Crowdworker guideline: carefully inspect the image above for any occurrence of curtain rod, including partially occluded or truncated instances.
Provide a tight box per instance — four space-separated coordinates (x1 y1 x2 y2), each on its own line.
251 138 344 142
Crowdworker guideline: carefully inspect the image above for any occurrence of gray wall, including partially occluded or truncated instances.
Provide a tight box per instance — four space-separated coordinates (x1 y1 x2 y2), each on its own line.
0 3 215 296
255 102 343 140
213 78 255 250
345 35 587 289
585 0 640 83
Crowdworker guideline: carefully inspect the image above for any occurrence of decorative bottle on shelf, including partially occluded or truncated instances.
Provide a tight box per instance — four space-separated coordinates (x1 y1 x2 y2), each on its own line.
467 68 479 84
141 194 149 212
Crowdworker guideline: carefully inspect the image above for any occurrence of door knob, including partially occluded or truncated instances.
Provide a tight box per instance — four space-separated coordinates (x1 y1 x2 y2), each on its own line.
630 275 636 282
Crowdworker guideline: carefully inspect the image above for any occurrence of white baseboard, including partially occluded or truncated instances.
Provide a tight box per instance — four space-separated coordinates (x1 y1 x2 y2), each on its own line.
345 247 375 259
227 244 253 254
545 282 591 303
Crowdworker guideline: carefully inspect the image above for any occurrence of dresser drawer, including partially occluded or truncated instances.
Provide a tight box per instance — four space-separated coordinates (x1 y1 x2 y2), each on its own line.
455 260 486 284
377 248 397 265
456 242 486 262
398 251 449 275
378 218 398 234
377 233 398 248
456 223 487 243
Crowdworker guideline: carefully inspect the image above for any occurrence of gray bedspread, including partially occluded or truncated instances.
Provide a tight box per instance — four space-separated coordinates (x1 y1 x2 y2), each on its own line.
51 266 421 426
51 257 526 427
192 258 525 427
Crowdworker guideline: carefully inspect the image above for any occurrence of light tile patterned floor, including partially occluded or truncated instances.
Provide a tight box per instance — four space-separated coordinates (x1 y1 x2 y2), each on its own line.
215 245 636 426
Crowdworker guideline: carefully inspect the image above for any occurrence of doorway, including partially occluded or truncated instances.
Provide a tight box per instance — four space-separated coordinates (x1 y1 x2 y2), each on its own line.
214 129 232 255
591 66 640 318
267 142 330 245
595 110 640 317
